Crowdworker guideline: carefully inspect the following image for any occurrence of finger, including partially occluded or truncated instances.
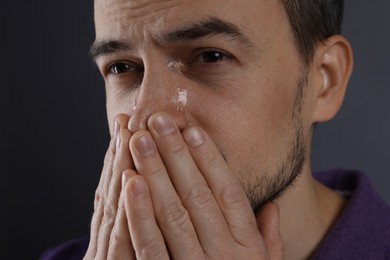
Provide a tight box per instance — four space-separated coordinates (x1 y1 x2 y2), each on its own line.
107 169 137 260
182 126 262 248
96 127 134 259
100 114 131 202
124 175 170 260
129 131 203 259
257 203 284 260
85 114 130 259
146 112 232 256
84 136 117 259
94 115 130 213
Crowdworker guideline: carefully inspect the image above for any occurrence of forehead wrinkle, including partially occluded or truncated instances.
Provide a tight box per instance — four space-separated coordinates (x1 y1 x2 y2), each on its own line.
96 0 182 20
95 0 185 48
94 1 262 53
160 16 258 50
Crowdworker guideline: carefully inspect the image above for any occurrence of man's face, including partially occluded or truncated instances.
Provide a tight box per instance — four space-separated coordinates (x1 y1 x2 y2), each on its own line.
93 0 314 209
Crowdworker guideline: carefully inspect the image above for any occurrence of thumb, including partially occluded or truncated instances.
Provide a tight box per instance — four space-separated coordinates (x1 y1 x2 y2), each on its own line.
257 203 284 260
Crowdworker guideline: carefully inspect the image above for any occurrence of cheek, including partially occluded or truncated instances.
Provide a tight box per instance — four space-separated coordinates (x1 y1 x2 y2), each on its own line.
105 85 137 134
106 83 137 113
204 77 299 175
188 86 293 157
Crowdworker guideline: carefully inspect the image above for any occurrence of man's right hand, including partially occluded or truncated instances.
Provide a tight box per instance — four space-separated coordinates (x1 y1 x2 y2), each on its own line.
84 114 136 260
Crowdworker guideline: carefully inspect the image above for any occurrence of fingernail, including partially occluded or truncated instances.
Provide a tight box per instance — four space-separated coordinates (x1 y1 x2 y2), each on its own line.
184 127 205 148
131 177 147 198
135 134 155 157
116 132 121 151
153 114 175 136
114 118 120 138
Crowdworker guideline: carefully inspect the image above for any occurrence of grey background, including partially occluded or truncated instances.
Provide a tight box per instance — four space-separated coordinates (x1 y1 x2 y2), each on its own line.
1 1 389 259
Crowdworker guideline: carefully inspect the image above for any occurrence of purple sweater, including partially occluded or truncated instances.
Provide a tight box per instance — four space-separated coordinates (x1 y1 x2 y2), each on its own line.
41 169 390 259
312 169 390 259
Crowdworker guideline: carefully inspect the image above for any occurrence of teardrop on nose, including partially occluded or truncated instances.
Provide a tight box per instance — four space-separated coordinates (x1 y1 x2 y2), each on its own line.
175 88 188 112
168 61 185 73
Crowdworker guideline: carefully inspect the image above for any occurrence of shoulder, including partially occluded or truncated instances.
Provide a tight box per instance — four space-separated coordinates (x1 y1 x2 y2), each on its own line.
313 169 390 259
40 237 89 260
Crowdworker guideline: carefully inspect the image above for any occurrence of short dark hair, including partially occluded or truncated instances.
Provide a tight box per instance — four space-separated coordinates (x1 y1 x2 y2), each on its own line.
281 0 345 65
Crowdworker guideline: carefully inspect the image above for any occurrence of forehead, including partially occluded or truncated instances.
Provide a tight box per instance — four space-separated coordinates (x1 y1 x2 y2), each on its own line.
93 0 288 43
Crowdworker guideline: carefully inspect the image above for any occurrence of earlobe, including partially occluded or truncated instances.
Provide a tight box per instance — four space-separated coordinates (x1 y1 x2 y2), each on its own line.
311 35 354 123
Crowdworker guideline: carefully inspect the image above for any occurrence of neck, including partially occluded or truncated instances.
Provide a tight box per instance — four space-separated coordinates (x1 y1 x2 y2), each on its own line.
271 165 347 259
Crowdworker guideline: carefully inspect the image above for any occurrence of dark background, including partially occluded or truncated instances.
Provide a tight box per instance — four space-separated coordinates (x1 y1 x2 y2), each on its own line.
1 1 389 259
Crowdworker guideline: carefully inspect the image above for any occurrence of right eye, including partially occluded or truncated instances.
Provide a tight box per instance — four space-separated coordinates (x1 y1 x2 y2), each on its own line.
107 62 134 75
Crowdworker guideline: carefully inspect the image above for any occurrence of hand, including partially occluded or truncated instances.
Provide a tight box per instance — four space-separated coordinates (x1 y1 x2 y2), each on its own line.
123 112 284 259
84 114 136 260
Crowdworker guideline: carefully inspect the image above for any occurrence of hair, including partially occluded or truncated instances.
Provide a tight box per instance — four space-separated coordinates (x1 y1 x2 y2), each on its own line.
281 0 345 65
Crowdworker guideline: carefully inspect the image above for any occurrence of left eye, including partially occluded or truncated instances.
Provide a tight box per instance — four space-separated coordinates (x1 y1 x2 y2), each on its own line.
195 51 230 63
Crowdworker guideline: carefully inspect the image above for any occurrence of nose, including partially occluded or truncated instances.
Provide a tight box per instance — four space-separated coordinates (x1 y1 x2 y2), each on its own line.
128 62 189 133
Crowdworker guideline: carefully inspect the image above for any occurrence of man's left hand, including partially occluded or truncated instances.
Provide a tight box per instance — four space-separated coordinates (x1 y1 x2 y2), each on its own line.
122 112 284 259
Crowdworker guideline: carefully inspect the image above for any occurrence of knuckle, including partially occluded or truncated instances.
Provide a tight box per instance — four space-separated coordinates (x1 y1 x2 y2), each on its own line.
221 184 247 208
94 190 102 211
134 205 155 222
95 189 101 202
186 184 214 206
146 166 166 178
198 146 218 164
159 201 189 228
165 138 187 155
116 199 125 213
137 238 167 259
108 229 128 249
102 200 116 226
111 163 122 175
109 231 119 248
100 186 109 200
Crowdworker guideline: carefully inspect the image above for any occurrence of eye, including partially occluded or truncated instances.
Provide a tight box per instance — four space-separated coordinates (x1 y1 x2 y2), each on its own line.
107 62 134 75
103 61 144 87
194 50 231 63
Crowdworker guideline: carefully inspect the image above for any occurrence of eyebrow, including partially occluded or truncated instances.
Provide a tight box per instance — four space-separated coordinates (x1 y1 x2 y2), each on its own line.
89 17 255 61
164 17 254 46
89 40 132 62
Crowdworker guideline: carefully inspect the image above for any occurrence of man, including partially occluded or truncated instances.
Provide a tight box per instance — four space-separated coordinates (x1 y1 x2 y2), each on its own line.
41 0 390 259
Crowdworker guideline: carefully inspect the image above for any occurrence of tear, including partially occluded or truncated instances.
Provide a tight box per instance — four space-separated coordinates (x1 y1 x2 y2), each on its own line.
175 88 188 112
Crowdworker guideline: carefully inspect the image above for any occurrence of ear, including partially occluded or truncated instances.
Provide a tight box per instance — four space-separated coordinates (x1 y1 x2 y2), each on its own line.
311 35 353 123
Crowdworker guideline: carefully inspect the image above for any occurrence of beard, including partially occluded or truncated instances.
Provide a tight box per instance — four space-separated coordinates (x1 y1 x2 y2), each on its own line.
241 73 308 212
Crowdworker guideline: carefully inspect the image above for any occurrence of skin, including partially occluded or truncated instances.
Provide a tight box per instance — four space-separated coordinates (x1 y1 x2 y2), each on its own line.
85 0 353 259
